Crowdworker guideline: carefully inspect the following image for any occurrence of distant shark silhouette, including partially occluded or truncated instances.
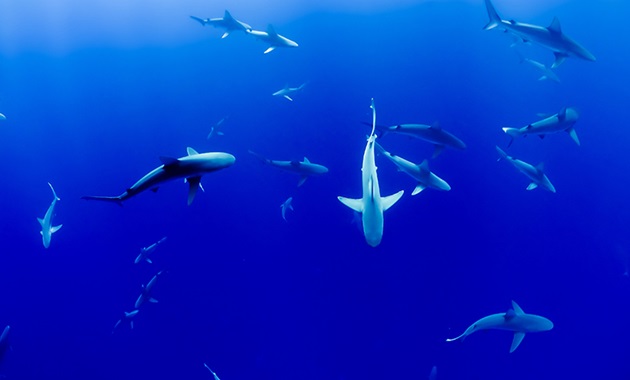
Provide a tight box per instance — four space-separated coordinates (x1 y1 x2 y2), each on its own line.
447 300 553 353
249 151 328 187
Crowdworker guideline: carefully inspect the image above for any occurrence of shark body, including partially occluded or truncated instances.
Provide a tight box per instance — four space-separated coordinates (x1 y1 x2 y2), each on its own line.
38 183 62 249
82 148 235 206
484 0 595 68
496 146 556 193
190 10 252 38
338 99 404 247
375 142 451 195
247 25 298 54
502 107 580 147
446 300 553 353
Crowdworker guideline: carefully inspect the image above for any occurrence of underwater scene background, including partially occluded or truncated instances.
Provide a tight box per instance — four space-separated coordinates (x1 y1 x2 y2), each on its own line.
0 0 628 379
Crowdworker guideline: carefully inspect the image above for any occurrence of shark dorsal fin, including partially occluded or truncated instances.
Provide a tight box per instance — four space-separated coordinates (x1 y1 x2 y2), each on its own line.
557 107 567 121
418 159 430 172
303 157 310 163
511 300 525 315
159 156 179 167
536 162 545 172
548 17 562 34
187 147 200 156
431 121 441 130
266 24 277 36
223 10 233 20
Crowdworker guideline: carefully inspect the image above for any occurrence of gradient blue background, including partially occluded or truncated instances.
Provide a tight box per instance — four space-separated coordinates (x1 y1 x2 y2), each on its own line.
0 0 628 379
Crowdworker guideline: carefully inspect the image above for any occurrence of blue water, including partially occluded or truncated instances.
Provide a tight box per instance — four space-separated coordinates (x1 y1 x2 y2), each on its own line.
0 0 628 379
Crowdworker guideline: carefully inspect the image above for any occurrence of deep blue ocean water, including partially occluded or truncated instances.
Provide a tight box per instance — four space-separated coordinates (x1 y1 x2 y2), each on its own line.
0 0 628 379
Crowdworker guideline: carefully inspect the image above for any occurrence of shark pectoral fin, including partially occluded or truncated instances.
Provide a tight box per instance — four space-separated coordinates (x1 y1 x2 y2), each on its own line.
567 128 580 146
382 190 404 211
297 176 308 187
412 184 426 196
50 224 63 234
186 177 202 206
221 31 230 39
146 258 153 264
149 297 158 303
263 46 276 54
526 182 538 191
538 75 548 81
552 52 567 69
338 196 363 213
510 332 526 353
283 95 293 101
432 144 445 158
37 217 45 226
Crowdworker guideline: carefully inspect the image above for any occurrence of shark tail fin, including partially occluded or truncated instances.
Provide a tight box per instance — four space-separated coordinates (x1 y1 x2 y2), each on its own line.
483 0 502 30
48 182 60 201
502 127 521 145
81 195 124 207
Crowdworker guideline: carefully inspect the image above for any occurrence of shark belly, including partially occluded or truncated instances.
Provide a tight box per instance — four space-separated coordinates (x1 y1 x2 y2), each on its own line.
362 197 384 247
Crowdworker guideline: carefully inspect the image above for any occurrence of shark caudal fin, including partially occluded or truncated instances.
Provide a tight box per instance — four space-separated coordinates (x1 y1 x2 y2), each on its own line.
446 331 468 343
48 182 60 201
81 195 124 207
483 0 502 30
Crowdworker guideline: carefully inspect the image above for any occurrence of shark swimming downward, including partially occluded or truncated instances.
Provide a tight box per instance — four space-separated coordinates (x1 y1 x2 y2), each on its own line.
338 99 404 247
446 300 553 353
82 148 235 206
38 183 62 249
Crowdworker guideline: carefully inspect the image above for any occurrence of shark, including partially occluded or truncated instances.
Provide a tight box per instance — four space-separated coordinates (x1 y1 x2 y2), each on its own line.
338 99 404 247
246 25 298 54
190 10 252 39
375 142 451 195
38 182 62 249
135 271 163 309
502 107 580 147
0 325 10 363
204 363 221 380
516 52 560 83
207 117 228 140
135 237 167 264
446 300 553 353
496 146 556 193
249 150 328 187
272 83 307 101
484 0 596 68
281 197 294 221
112 310 139 333
0 113 5 120
82 148 235 206
373 122 466 158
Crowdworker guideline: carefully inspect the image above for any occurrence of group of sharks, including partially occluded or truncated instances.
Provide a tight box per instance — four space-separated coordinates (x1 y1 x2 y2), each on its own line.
23 0 596 365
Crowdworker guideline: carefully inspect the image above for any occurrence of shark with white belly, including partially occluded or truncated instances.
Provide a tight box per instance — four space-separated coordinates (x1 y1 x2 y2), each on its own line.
247 25 298 54
338 99 404 247
375 142 451 195
496 146 556 193
190 10 252 39
82 148 235 205
38 183 62 249
446 300 553 353
502 107 580 147
484 0 595 68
